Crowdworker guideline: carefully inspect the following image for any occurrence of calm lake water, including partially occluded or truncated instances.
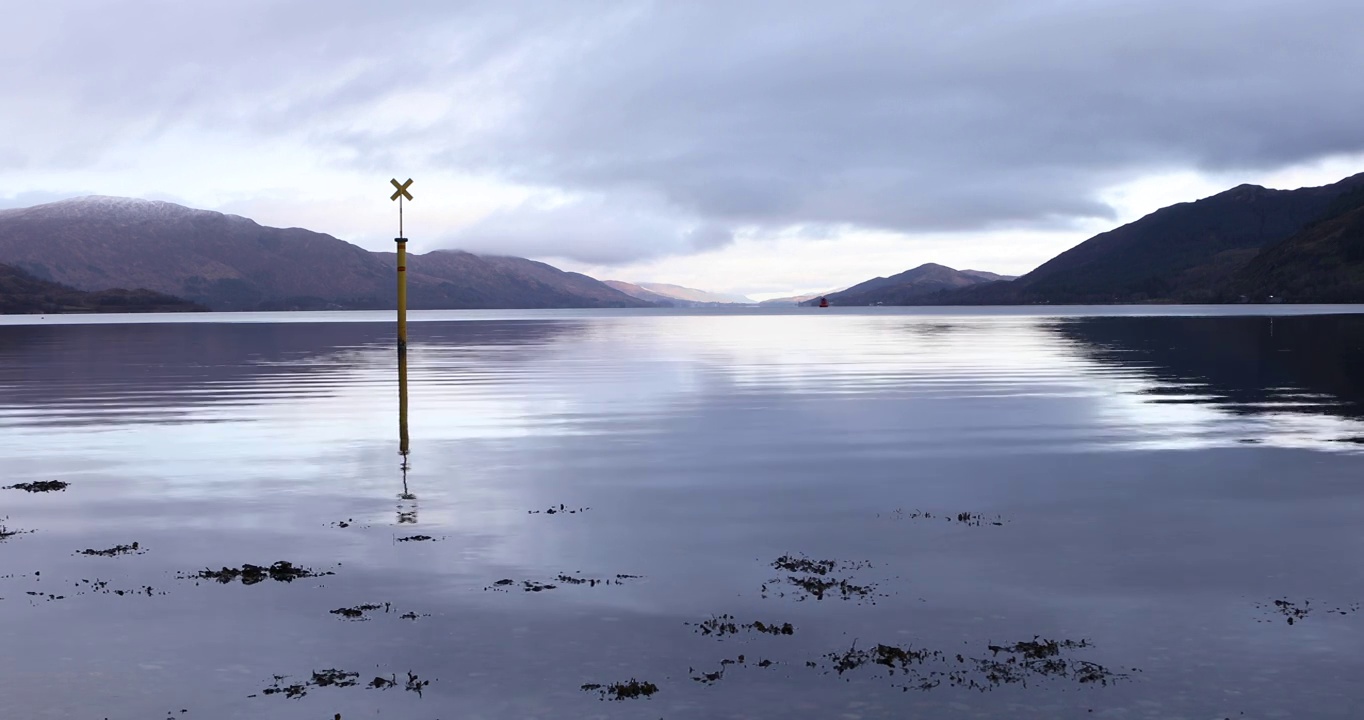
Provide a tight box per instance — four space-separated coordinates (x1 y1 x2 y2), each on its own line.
2 307 1363 719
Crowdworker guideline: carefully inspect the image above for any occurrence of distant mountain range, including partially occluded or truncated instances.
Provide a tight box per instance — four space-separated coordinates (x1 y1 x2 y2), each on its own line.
603 281 678 305
0 261 203 314
9 172 1364 314
818 172 1364 306
0 197 648 311
605 280 754 306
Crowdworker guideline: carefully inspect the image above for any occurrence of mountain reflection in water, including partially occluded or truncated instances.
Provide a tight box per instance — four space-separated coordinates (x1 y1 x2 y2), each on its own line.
1054 314 1364 424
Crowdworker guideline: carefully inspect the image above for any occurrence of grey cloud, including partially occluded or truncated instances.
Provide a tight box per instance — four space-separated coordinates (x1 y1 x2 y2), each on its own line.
685 224 734 252
441 193 726 265
451 1 1364 233
6 1 1364 264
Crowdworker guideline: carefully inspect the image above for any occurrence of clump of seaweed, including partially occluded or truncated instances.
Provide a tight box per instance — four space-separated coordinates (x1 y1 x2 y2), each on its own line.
183 561 333 585
485 573 641 592
0 523 31 541
529 504 591 515
404 672 430 696
764 554 882 603
1255 598 1360 625
690 656 751 685
261 670 359 699
810 636 1128 692
687 614 795 637
555 572 641 587
751 620 795 635
763 575 881 603
67 578 165 597
395 535 434 542
77 542 144 557
877 508 1005 526
988 637 1090 660
367 673 426 695
258 669 429 699
261 675 308 699
522 581 557 592
581 679 659 701
330 603 385 620
826 641 942 675
957 636 1123 689
771 554 838 575
4 480 69 493
313 669 360 688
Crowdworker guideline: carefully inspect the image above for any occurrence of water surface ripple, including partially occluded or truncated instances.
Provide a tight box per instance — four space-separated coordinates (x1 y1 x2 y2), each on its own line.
1 309 1362 719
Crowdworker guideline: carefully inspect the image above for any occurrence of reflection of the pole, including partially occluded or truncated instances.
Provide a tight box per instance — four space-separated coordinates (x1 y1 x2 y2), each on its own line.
398 345 416 523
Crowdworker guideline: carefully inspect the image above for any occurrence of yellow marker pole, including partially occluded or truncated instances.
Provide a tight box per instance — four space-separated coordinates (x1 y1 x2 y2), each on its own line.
390 177 414 351
398 343 411 460
396 232 408 349
389 178 415 472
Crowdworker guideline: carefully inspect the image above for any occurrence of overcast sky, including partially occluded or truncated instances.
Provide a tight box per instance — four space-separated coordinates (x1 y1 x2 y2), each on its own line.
4 1 1364 298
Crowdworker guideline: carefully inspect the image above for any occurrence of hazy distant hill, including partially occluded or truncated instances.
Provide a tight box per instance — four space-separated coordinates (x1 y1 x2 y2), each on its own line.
0 196 649 311
759 292 828 306
379 250 651 309
0 261 203 314
808 263 1007 305
603 280 678 305
635 282 753 305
